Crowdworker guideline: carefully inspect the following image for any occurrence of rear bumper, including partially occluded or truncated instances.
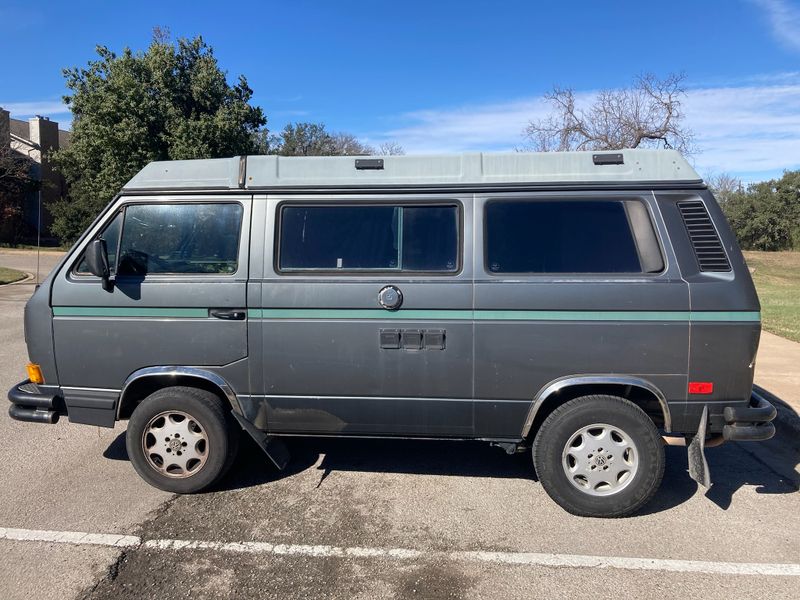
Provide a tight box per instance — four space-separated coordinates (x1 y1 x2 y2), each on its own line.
722 390 776 442
8 380 62 424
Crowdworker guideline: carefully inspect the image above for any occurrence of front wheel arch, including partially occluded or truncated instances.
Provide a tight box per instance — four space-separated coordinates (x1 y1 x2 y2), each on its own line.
117 368 240 420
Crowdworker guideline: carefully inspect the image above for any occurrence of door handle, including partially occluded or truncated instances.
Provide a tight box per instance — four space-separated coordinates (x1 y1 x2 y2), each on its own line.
209 308 247 320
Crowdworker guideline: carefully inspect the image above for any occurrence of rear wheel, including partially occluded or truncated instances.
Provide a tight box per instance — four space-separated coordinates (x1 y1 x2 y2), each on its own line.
532 395 664 517
126 386 239 493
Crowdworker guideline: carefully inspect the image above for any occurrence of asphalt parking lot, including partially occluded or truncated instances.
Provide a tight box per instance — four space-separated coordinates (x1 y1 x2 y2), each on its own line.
0 250 798 599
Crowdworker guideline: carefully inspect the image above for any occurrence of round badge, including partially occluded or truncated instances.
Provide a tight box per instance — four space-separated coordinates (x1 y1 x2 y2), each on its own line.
378 285 403 310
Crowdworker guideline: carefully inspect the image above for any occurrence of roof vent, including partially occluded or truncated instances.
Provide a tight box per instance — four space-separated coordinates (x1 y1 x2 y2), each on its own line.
355 158 384 170
677 200 731 272
592 153 624 165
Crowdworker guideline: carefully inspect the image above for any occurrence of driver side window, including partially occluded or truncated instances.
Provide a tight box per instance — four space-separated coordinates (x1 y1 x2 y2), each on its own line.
75 211 123 275
117 203 243 276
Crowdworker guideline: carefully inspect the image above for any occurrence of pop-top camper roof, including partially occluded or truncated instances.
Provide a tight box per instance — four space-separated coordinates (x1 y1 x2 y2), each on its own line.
123 149 701 191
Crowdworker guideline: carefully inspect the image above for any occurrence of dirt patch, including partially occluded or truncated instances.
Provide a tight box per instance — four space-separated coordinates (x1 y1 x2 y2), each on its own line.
81 547 418 600
392 560 476 599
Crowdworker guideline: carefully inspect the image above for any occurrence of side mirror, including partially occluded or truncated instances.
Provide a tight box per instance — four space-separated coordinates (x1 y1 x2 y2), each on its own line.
85 239 112 289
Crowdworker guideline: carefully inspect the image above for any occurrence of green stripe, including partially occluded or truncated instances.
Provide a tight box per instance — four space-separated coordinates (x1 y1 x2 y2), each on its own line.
689 311 761 322
249 308 761 322
252 308 473 320
51 306 761 322
52 307 209 318
476 310 692 321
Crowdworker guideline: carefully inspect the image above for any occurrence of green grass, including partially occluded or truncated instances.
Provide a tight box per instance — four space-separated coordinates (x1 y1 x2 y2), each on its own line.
744 251 800 343
0 243 70 252
0 266 27 285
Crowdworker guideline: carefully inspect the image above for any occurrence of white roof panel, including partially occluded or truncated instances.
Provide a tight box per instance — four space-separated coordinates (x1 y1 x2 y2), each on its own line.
122 149 701 191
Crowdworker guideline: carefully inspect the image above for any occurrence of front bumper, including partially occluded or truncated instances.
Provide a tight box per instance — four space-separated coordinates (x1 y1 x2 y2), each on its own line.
722 390 777 442
8 380 62 424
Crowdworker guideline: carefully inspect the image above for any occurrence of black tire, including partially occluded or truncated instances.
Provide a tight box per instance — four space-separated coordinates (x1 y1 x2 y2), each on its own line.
126 386 240 493
532 395 664 518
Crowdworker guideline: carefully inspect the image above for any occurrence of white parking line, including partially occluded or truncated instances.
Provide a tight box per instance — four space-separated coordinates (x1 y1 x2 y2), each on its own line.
2 526 799 577
0 527 140 548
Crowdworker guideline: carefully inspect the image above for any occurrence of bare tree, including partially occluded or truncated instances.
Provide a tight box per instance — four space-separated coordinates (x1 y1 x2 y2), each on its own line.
376 141 405 156
0 146 36 196
330 132 374 156
706 172 743 206
522 73 694 154
0 145 38 244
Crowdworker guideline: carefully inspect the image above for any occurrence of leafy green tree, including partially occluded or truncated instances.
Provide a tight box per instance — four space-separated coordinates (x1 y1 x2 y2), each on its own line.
273 122 336 156
776 170 800 249
722 170 800 251
51 31 266 242
269 122 386 156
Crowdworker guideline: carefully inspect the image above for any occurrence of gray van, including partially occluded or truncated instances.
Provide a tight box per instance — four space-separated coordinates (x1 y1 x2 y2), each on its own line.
8 149 776 517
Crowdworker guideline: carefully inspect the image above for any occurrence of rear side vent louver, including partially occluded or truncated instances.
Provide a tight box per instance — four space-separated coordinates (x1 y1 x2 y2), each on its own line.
677 201 731 272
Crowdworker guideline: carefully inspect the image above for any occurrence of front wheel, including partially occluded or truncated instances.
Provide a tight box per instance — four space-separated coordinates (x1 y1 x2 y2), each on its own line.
532 395 664 517
126 386 239 493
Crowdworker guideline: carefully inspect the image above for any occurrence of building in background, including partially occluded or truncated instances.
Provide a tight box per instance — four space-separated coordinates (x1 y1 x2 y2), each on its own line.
0 108 71 243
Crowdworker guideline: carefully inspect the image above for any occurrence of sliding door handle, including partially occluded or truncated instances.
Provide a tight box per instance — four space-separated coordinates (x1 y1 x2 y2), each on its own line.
209 308 247 320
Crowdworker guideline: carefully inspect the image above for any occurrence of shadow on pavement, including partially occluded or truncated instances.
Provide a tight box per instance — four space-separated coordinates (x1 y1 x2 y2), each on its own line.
102 432 128 460
103 389 798 514
703 386 800 510
191 436 701 515
214 436 537 493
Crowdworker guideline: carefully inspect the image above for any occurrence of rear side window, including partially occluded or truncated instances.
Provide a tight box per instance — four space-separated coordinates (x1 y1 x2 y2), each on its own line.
278 205 459 272
117 203 243 275
485 200 661 274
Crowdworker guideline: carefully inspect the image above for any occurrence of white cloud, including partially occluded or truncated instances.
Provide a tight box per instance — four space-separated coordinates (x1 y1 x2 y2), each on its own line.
751 0 800 52
370 99 550 154
367 74 800 180
0 100 70 118
683 80 800 177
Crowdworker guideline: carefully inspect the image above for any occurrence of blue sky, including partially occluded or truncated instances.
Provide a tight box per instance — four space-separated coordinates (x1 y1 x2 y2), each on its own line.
2 0 800 181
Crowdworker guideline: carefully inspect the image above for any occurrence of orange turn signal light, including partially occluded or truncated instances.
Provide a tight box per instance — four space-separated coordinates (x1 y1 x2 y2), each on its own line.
26 363 44 384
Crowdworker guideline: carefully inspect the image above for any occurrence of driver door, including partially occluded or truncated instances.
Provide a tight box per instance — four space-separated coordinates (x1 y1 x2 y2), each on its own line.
50 195 251 396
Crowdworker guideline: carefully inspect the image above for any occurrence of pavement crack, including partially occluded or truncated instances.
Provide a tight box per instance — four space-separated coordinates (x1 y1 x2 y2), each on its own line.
315 467 332 488
81 549 129 599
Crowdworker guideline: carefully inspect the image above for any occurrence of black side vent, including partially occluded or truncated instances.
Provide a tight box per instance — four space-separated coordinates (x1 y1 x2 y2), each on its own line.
677 200 731 272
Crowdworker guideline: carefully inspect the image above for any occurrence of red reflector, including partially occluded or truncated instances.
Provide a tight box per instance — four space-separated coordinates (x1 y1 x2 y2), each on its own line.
688 381 714 394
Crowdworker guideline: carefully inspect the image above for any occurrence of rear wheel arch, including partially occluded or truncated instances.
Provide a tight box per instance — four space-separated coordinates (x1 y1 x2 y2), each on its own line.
117 367 241 420
522 376 671 442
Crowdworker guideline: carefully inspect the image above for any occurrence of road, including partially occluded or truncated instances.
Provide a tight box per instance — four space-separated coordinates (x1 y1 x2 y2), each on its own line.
0 250 798 599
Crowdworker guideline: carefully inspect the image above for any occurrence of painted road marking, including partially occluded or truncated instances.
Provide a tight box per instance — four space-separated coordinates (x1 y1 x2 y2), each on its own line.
0 527 139 548
2 526 799 577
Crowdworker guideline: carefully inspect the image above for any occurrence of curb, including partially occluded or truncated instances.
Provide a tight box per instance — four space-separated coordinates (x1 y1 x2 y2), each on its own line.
0 248 66 255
